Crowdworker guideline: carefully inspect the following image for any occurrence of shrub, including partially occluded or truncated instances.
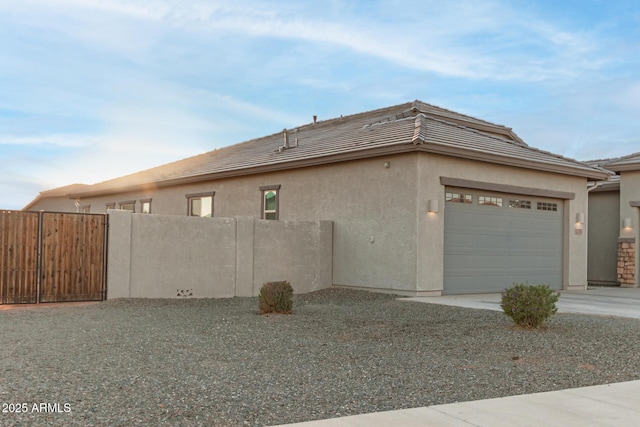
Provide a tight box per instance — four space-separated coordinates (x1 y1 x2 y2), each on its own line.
500 283 559 328
258 281 293 314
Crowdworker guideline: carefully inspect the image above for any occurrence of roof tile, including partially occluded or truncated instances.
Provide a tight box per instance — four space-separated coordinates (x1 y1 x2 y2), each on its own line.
69 100 608 197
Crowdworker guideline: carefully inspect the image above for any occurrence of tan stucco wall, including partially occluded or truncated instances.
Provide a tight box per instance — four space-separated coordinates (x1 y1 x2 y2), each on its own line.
91 152 590 295
88 154 420 293
619 171 640 237
618 171 640 286
587 190 620 284
107 210 333 298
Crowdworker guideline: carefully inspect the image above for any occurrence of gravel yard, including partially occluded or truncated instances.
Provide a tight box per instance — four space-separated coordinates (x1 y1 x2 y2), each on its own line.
1 288 640 427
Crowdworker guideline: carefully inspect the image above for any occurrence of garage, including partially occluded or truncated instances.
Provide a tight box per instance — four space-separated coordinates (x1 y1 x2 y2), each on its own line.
443 187 563 294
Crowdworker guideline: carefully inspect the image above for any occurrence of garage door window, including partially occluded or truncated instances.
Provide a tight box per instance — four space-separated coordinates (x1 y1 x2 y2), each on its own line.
509 199 531 209
479 196 503 207
446 192 472 204
537 202 558 212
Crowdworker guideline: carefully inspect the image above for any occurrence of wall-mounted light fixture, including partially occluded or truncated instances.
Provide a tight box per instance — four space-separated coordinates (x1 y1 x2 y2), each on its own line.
623 218 633 229
576 212 585 224
428 199 439 213
383 161 390 168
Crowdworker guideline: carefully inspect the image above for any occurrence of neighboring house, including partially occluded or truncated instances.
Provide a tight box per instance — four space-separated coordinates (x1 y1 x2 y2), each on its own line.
24 100 609 295
587 154 640 288
22 183 89 212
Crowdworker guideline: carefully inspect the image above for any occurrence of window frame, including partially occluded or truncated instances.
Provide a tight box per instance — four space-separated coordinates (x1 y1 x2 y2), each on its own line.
537 201 558 212
105 203 116 212
119 200 136 212
478 195 503 207
445 192 472 204
140 198 152 214
186 192 215 217
509 199 532 209
260 185 281 220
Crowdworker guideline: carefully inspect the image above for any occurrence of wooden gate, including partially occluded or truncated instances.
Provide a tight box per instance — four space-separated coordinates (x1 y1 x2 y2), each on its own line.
0 210 107 304
0 211 39 303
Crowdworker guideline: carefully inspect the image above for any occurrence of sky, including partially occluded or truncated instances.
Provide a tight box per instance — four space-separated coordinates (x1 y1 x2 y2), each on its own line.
1 0 640 210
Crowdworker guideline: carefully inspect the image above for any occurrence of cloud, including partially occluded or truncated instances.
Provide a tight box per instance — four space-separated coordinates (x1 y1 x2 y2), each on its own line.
1 0 638 210
0 134 98 147
1 0 609 83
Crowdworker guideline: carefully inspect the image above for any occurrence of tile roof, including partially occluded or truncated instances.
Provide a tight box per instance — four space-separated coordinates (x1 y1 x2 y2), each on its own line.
69 100 608 197
40 183 89 197
595 152 640 172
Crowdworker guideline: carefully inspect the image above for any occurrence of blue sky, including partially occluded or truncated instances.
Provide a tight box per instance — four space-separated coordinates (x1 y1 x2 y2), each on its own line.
1 0 639 210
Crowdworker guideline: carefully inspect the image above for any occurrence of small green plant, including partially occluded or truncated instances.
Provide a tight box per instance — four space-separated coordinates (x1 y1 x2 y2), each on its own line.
500 283 559 328
258 281 293 314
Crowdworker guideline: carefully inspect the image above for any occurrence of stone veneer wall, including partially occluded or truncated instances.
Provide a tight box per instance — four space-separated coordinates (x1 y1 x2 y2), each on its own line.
617 238 636 286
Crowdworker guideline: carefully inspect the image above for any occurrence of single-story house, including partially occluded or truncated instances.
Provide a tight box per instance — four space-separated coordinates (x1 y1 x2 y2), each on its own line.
587 154 640 288
25 100 610 296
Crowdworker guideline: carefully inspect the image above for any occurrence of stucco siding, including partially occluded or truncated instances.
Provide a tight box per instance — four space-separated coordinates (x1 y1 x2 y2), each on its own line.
89 151 590 295
619 171 640 238
130 214 238 298
94 154 420 292
107 211 333 298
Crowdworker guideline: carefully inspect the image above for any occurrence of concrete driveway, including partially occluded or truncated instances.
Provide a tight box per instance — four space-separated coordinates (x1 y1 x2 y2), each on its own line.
402 287 640 319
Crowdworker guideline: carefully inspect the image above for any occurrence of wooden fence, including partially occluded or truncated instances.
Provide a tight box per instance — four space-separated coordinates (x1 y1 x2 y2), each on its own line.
0 211 39 303
0 210 106 304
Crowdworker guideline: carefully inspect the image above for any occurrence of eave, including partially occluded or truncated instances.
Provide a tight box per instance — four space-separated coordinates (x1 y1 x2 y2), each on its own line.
69 141 610 199
606 163 640 172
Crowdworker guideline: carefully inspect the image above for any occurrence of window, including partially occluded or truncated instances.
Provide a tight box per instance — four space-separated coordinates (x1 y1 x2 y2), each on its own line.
479 196 503 207
105 203 116 212
260 185 281 220
445 192 472 204
80 205 91 213
263 191 277 219
537 202 558 212
509 199 531 209
119 201 135 212
186 192 214 217
140 199 152 214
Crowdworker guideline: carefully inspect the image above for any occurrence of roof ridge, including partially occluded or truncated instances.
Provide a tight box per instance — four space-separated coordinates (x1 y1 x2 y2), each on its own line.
411 100 509 129
415 113 521 145
415 113 601 171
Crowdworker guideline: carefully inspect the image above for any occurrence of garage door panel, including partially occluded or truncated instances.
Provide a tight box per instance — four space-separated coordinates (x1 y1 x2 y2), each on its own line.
477 234 507 248
445 233 476 248
444 188 563 294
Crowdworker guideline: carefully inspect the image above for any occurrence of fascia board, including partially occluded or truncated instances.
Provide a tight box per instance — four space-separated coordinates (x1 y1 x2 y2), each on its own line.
68 143 418 198
606 163 640 172
69 142 609 198
412 143 610 181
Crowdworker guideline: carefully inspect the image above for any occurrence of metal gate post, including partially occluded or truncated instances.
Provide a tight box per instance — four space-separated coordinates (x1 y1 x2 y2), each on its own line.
35 211 43 304
102 214 109 301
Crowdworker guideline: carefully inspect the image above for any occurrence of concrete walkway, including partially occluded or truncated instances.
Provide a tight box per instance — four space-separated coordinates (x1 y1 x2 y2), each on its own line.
401 287 640 320
274 380 640 426
273 288 640 427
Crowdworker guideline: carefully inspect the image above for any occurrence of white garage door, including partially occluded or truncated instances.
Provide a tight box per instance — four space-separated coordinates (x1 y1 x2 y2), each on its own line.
443 188 563 294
